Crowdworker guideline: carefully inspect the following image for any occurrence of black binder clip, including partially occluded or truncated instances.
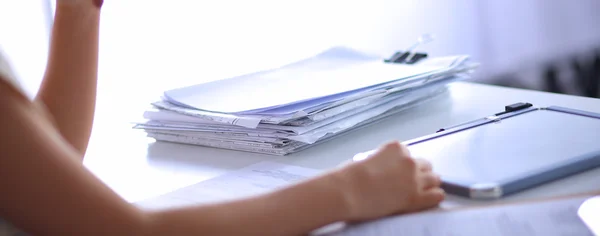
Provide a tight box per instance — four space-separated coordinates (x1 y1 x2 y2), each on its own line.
385 33 434 64
494 102 533 116
385 51 428 64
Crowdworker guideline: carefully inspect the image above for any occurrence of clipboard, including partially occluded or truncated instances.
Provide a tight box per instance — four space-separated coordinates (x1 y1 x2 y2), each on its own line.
353 103 600 199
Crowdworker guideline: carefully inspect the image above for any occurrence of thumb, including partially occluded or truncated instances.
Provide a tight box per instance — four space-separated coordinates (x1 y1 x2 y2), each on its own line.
379 141 411 157
408 188 445 212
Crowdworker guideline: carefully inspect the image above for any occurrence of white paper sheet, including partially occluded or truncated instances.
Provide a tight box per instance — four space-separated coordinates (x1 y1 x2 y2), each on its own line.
135 125 292 139
163 47 446 113
139 85 448 155
322 196 595 236
143 130 286 144
136 162 322 209
152 100 263 128
289 84 448 144
145 132 285 148
145 133 309 155
578 196 600 235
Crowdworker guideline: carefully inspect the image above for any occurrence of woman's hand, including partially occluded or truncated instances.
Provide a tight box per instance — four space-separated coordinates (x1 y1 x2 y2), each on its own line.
334 141 445 222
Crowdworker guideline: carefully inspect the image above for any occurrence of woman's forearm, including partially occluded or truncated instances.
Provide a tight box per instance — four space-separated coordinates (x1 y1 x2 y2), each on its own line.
36 1 101 157
148 172 350 236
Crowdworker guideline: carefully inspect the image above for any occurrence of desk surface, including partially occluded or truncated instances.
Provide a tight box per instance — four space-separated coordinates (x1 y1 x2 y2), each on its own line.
84 82 600 208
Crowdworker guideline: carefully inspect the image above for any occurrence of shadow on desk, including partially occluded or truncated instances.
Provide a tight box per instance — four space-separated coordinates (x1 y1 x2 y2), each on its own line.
145 141 276 172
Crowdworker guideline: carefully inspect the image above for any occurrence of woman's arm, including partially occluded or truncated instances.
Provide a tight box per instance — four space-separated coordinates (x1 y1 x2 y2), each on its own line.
0 82 147 235
148 170 349 236
0 85 347 235
35 0 101 157
0 81 443 235
0 86 348 235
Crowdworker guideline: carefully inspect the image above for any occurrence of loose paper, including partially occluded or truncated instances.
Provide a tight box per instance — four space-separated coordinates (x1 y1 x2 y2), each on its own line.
321 196 595 236
136 162 322 210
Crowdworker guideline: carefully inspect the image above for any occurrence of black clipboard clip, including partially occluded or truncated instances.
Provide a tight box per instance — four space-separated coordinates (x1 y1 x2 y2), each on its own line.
385 33 434 64
435 102 533 133
385 51 428 64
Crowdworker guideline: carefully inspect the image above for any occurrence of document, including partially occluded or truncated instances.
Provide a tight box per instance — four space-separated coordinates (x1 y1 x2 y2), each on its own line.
140 88 444 156
151 100 263 128
290 85 447 144
135 45 478 155
322 196 595 236
163 46 447 114
136 162 322 210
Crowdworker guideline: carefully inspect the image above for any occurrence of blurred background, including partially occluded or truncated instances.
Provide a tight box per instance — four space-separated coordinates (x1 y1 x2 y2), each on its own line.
1 0 599 105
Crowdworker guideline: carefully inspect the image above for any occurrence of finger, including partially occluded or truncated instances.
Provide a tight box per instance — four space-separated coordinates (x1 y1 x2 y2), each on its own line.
374 141 410 160
380 141 409 153
421 173 442 189
397 142 412 157
414 158 432 172
408 188 446 212
380 141 402 154
422 188 445 205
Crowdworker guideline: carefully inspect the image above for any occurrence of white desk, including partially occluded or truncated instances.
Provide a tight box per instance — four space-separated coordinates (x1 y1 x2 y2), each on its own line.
83 82 600 208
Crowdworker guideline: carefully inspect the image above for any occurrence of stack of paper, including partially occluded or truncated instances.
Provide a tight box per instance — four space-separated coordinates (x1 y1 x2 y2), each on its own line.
133 47 478 155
